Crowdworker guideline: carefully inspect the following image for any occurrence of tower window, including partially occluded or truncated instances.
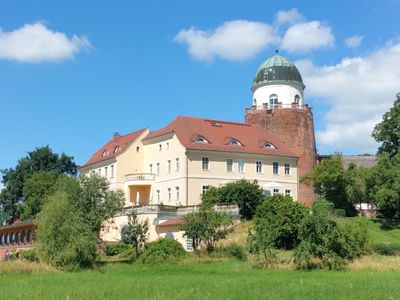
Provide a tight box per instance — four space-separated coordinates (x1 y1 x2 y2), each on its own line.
294 94 300 104
269 94 278 109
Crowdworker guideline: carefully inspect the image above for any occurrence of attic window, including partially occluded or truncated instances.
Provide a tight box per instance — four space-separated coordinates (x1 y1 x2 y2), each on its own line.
228 138 242 146
102 150 109 157
194 136 209 143
262 143 276 149
113 146 121 153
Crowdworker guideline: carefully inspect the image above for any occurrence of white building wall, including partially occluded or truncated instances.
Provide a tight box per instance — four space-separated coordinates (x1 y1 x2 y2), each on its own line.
253 84 304 108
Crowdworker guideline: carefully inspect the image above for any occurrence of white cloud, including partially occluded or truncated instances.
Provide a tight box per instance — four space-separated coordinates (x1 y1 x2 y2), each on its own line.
281 21 334 53
345 35 364 48
174 20 279 62
297 42 400 153
275 8 304 25
0 22 91 63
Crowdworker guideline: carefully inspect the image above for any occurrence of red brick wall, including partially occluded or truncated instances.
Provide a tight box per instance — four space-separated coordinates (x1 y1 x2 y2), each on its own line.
245 105 316 207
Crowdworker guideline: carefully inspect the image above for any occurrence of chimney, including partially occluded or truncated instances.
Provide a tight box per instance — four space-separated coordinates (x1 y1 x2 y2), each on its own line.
113 132 121 140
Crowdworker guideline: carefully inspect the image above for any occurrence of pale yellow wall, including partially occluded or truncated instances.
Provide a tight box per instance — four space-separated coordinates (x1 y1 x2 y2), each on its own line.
142 134 188 206
186 150 298 205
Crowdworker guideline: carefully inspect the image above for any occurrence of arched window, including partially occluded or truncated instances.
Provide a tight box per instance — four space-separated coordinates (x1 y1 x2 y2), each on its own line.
193 136 209 143
294 94 300 104
269 94 278 109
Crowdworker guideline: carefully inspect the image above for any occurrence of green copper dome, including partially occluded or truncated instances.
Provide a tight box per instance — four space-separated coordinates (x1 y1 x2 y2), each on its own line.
252 52 304 89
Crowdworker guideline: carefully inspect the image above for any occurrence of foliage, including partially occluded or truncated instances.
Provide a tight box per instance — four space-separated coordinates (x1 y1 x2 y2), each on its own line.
140 238 186 265
294 215 369 270
118 248 137 261
35 191 97 270
0 146 77 223
78 174 125 236
345 163 369 210
180 208 234 254
312 199 334 216
18 172 59 220
334 209 347 217
201 180 263 220
372 93 400 158
20 249 39 262
250 195 309 251
221 243 247 261
105 242 130 256
120 210 149 257
373 243 400 256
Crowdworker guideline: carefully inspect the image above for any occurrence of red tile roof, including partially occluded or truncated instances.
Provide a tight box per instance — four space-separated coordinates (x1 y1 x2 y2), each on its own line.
81 128 148 167
156 218 184 227
143 116 297 157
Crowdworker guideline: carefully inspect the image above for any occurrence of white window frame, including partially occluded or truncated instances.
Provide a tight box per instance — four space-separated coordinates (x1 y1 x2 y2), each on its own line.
110 165 114 178
175 186 180 201
273 161 279 175
156 190 160 203
105 166 108 178
273 188 279 195
202 157 209 171
149 164 153 174
238 159 245 173
186 237 193 251
226 158 234 173
166 142 170 150
202 185 210 194
285 189 292 197
284 163 291 175
167 188 171 202
256 160 263 173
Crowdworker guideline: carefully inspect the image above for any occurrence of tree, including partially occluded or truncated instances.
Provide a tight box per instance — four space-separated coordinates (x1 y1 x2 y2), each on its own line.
180 208 233 254
121 210 149 257
78 174 125 237
35 191 97 270
0 146 77 223
345 164 369 210
302 155 349 211
201 179 264 220
18 172 59 221
249 194 309 251
372 93 400 158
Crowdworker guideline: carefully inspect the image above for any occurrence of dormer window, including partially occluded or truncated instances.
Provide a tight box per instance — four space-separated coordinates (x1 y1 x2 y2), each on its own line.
194 136 209 143
262 142 276 149
228 138 242 146
113 146 121 153
102 150 109 157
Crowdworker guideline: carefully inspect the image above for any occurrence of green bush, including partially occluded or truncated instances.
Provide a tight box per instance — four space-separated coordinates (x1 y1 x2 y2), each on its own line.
105 242 129 256
334 209 346 217
118 248 137 261
222 244 247 261
312 200 334 216
140 238 186 265
373 243 400 256
20 249 39 262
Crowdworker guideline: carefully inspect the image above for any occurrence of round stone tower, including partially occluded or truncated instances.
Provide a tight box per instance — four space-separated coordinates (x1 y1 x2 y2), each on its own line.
245 50 316 206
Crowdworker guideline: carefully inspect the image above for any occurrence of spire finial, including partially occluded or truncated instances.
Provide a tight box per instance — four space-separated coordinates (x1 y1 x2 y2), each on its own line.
275 49 279 54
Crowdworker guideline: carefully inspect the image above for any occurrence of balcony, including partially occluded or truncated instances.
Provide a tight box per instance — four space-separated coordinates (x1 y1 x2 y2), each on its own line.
125 173 155 182
245 103 309 113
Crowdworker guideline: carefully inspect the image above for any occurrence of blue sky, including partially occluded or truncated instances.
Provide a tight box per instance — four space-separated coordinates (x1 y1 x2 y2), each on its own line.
1 0 400 171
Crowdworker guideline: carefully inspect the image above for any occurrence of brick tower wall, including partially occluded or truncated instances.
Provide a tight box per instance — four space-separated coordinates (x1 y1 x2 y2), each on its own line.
245 104 316 207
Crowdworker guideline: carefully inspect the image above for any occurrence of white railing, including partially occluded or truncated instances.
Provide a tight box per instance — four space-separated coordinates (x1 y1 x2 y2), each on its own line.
246 103 309 112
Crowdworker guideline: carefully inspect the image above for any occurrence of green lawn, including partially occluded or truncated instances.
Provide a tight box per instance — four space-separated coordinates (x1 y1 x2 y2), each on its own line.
1 261 400 300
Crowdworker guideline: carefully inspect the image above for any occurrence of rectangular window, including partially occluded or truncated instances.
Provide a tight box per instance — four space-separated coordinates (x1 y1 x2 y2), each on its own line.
273 188 279 195
110 165 114 178
186 237 193 251
176 186 180 201
238 159 245 173
149 164 153 174
285 189 291 197
98 169 101 176
202 157 209 170
105 166 108 178
202 185 210 194
273 162 279 175
166 142 170 150
156 190 160 203
156 163 160 176
175 158 180 172
159 144 162 151
284 163 291 175
167 160 171 173
168 188 171 202
256 161 263 173
226 159 233 172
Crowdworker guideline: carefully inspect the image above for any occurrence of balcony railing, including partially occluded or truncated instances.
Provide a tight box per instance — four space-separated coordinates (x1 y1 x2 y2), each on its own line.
245 103 310 113
177 204 239 216
125 173 155 182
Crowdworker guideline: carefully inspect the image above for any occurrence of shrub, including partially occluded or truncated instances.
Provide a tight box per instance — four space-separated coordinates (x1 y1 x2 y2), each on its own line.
312 200 334 216
373 243 400 256
222 243 247 261
119 248 137 261
140 238 186 265
20 249 39 262
335 209 346 217
105 242 129 256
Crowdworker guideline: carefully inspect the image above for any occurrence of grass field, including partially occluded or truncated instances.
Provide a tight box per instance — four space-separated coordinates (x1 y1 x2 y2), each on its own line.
1 260 400 300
